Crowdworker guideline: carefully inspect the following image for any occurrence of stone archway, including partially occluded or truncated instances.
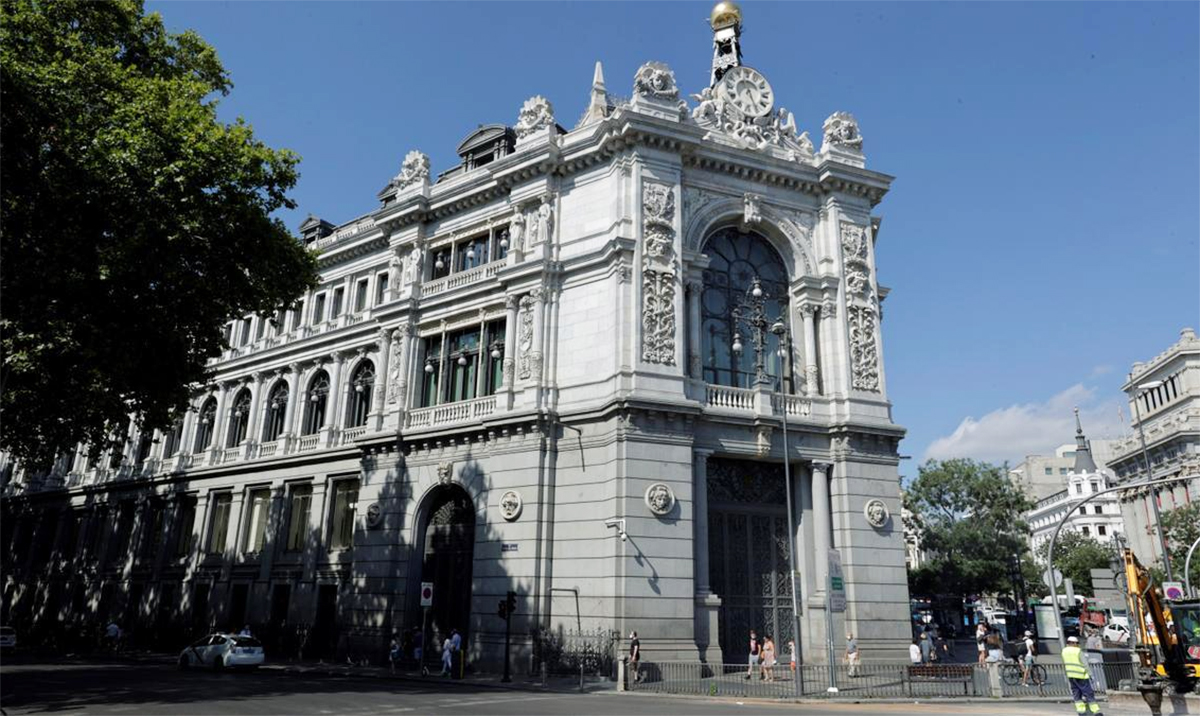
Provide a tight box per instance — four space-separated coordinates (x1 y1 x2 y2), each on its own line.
410 484 475 656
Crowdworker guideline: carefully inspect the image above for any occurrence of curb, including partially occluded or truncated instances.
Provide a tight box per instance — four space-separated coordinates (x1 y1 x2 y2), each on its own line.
257 663 614 695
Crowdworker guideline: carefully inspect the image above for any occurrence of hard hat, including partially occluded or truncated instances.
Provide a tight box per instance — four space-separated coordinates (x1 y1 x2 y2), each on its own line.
1066 636 1080 643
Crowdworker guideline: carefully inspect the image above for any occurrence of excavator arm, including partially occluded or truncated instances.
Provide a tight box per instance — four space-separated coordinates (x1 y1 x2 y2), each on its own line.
1124 549 1196 695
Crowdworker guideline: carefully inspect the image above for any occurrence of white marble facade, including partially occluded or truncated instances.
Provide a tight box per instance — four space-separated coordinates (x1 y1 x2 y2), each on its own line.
1 5 910 668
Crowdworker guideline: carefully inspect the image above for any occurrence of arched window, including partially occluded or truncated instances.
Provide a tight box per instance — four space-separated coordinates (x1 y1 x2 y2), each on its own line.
303 371 330 436
226 389 252 447
194 398 217 452
263 382 289 443
700 228 792 391
347 362 375 428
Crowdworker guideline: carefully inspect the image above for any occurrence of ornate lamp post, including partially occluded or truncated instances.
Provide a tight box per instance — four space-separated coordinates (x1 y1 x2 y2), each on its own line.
731 276 804 697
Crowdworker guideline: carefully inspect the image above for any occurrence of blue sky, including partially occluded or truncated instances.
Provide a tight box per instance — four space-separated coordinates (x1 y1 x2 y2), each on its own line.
151 1 1199 473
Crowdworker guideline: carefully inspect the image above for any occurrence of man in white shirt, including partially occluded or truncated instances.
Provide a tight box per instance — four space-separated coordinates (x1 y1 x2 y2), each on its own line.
909 639 922 664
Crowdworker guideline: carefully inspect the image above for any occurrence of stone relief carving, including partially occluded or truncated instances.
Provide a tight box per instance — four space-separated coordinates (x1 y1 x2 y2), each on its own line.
743 193 761 225
822 111 863 152
365 502 383 529
644 483 676 516
393 150 430 189
641 182 677 365
755 425 773 457
690 87 813 160
437 461 454 485
518 295 535 379
386 328 404 404
502 357 515 386
515 95 555 140
848 304 881 392
498 490 523 521
633 61 680 100
402 245 422 286
863 499 890 528
840 222 880 392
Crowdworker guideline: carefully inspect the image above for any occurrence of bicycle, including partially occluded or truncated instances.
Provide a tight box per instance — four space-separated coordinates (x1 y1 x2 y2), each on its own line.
999 656 1046 686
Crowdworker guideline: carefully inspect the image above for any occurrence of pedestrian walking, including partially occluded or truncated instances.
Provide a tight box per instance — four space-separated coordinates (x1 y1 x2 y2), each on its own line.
105 620 122 653
934 629 950 662
449 628 462 677
919 632 932 664
975 622 988 665
1020 630 1037 687
909 638 921 665
628 631 641 684
761 635 776 682
745 629 761 680
439 633 452 676
1062 635 1104 715
845 634 860 677
788 640 796 674
389 634 402 674
239 624 252 637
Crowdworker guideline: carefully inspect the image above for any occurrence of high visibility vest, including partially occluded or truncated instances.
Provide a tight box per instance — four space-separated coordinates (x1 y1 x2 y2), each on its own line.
1062 645 1089 679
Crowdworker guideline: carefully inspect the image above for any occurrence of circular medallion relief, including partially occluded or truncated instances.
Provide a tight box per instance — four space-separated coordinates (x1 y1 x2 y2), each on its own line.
365 502 383 529
644 483 676 516
498 490 523 522
863 499 890 529
717 66 774 118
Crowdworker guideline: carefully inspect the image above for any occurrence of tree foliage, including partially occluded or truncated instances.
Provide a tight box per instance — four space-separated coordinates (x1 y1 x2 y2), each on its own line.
1159 501 1200 587
1036 530 1114 596
1 0 318 465
904 458 1034 597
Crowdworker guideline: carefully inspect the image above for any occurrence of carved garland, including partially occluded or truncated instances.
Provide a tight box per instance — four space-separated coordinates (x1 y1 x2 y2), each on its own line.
641 182 677 365
841 222 881 392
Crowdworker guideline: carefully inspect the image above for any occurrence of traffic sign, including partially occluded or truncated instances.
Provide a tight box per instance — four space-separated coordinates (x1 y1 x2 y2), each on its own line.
420 582 434 607
1042 568 1063 589
1163 582 1185 600
828 549 846 613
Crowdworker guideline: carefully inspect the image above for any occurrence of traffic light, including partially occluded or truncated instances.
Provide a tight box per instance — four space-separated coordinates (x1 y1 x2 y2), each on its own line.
497 599 508 619
506 590 517 615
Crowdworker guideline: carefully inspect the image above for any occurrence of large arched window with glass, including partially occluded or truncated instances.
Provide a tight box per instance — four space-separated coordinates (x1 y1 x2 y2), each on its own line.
303 371 330 436
347 362 375 428
263 382 289 442
226 389 252 447
194 398 217 452
700 228 793 391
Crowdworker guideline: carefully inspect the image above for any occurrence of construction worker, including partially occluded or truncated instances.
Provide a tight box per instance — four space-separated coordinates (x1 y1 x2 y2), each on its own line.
1062 635 1103 716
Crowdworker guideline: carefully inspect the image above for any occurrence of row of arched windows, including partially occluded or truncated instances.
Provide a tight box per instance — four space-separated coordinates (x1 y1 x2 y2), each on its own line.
188 362 376 454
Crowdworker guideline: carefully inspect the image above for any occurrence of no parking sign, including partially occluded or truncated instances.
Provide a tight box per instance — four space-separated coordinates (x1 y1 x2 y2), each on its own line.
420 582 434 607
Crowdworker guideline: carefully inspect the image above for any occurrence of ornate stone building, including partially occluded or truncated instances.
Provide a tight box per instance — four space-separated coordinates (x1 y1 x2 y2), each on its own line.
1 2 909 667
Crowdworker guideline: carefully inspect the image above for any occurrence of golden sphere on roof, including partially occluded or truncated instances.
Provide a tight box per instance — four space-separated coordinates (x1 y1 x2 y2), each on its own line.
710 1 742 30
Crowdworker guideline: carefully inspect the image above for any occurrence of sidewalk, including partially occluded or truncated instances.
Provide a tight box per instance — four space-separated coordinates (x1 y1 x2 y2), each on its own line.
257 659 616 695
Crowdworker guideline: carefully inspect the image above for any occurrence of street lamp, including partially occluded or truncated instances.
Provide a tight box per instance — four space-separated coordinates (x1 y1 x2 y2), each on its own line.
1132 380 1173 582
730 276 804 697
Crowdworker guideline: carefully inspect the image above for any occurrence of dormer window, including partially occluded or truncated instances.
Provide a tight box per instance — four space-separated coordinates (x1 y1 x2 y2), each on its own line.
456 124 515 172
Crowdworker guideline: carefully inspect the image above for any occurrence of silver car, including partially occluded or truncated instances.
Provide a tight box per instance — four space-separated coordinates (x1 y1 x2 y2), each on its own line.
178 633 264 670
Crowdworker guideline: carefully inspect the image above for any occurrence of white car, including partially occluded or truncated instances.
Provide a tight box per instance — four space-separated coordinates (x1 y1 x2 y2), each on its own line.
1102 622 1130 644
0 626 16 650
179 633 264 670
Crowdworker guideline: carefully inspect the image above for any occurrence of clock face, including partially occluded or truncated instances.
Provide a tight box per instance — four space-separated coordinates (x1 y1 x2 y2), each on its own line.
718 66 774 117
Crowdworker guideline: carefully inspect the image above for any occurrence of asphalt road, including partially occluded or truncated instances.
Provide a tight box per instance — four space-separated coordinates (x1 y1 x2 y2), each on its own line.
1 658 1152 715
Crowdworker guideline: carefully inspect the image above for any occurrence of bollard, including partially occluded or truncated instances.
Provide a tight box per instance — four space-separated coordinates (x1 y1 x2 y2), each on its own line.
987 663 1003 698
618 656 627 692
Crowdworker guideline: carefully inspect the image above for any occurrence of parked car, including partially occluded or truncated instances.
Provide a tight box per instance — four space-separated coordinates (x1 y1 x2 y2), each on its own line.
0 626 16 650
178 633 264 670
1102 622 1130 644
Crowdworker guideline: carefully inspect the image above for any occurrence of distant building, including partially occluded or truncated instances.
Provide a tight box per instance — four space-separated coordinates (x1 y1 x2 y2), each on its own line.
1010 440 1115 503
1106 328 1200 569
1023 412 1125 566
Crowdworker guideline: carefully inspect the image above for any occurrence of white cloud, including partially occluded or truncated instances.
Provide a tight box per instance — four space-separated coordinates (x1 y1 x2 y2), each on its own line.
923 384 1126 465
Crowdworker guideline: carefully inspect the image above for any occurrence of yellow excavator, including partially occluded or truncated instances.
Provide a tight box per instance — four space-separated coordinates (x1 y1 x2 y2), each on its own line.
1122 549 1199 701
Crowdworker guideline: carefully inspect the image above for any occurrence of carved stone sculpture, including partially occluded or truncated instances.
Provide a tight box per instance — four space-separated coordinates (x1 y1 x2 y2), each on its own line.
848 304 881 392
518 295 535 379
534 196 554 245
437 461 453 485
515 95 555 140
641 183 677 365
403 245 422 286
822 111 864 151
508 211 525 253
365 502 383 529
644 483 675 516
499 490 523 521
743 193 761 225
394 150 430 189
689 75 813 161
633 61 680 100
863 499 890 528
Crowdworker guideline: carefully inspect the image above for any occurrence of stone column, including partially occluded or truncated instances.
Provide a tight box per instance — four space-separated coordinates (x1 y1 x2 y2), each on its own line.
687 279 703 380
502 295 519 408
371 329 392 430
799 303 819 395
244 373 265 458
386 324 411 425
282 363 302 441
530 288 546 387
811 462 832 592
819 296 840 396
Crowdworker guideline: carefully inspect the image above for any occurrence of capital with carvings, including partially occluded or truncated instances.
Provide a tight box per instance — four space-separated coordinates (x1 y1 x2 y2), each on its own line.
798 302 819 318
505 294 520 311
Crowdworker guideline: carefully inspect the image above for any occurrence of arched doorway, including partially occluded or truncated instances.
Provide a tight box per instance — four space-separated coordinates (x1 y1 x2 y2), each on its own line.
411 485 475 657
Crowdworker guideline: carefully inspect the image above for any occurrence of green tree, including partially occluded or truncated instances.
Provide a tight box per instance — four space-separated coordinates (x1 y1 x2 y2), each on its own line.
1160 502 1200 588
1036 530 1114 596
1 0 318 465
904 458 1034 597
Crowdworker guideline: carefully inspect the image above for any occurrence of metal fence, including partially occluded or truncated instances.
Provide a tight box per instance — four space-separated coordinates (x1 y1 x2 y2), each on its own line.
531 627 619 679
628 659 1132 701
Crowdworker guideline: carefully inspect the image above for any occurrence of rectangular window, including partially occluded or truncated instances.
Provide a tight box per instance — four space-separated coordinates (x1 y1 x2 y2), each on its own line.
286 485 312 553
224 323 234 348
1098 525 1107 536
331 288 344 318
1044 467 1053 476
1093 504 1103 514
207 493 232 555
1059 467 1068 475
1090 481 1099 493
174 496 197 558
420 336 442 408
239 319 252 346
354 280 369 312
444 328 479 403
484 320 506 395
311 294 326 325
243 489 271 554
1078 506 1086 515
375 272 389 305
1082 526 1090 536
140 503 164 560
255 316 266 341
1074 483 1083 494
430 248 451 280
455 235 487 272
109 501 136 563
492 227 509 262
329 479 359 550
291 300 305 332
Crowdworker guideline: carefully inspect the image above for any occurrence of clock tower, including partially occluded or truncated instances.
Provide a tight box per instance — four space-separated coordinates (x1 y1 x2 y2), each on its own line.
709 1 744 85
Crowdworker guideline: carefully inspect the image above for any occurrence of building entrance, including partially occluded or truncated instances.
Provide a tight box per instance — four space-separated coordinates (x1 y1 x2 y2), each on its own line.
412 485 475 654
706 457 796 656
